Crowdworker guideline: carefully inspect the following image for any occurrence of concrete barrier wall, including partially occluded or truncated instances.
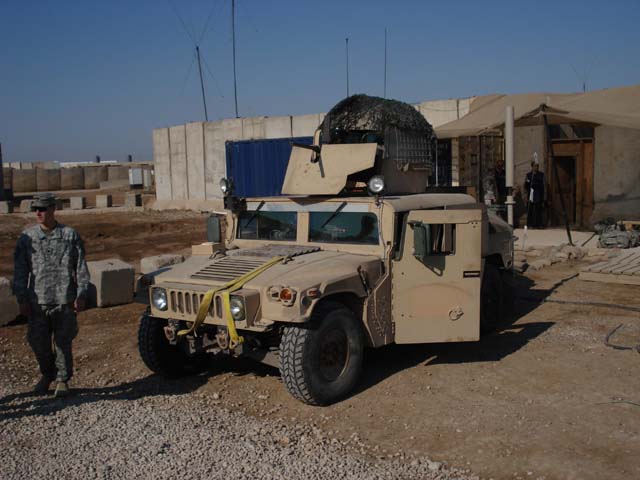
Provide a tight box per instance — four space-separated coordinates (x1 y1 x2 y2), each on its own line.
83 166 108 189
169 125 188 200
152 96 476 203
3 168 12 190
36 168 61 191
107 165 129 181
60 167 84 190
153 128 172 200
12 169 37 192
186 122 206 199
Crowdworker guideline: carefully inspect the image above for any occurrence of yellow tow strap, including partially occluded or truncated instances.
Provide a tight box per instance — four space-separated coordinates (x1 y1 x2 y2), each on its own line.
177 256 284 348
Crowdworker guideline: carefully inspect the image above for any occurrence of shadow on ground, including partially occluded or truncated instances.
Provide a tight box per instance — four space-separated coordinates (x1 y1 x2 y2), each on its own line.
353 271 559 396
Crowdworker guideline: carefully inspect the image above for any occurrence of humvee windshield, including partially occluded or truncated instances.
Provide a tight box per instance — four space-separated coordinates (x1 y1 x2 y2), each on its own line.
236 208 379 245
237 211 297 241
309 212 379 245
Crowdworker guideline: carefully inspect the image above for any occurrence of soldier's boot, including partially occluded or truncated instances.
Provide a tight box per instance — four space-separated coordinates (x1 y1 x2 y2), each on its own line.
54 381 69 398
33 376 54 395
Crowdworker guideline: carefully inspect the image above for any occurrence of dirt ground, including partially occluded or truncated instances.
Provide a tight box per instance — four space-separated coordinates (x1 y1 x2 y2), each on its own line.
1 210 639 480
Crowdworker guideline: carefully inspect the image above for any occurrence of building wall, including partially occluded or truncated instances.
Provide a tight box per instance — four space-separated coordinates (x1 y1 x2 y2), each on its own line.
592 125 640 221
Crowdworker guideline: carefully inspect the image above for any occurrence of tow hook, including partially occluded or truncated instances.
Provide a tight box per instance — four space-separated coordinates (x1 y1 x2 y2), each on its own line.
216 327 230 350
164 324 178 344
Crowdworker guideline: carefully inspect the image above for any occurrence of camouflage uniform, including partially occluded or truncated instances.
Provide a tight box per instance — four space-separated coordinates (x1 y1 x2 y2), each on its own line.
13 198 90 383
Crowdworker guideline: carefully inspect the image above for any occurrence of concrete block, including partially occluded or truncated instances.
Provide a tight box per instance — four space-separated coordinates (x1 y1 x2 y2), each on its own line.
20 199 34 213
140 254 185 275
169 125 188 200
70 197 86 210
186 122 206 200
87 259 135 307
125 192 142 207
0 201 13 214
153 128 172 201
96 194 113 208
0 277 20 326
265 116 292 139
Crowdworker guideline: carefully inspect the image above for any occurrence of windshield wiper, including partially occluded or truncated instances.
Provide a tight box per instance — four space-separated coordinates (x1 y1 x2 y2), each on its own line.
245 200 265 227
321 201 347 229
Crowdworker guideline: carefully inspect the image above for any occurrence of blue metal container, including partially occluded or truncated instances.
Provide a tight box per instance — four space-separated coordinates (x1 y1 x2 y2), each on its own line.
225 137 313 198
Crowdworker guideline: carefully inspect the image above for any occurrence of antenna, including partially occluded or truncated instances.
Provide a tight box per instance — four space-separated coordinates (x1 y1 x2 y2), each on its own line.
384 28 387 98
232 0 239 118
196 46 209 121
345 37 350 97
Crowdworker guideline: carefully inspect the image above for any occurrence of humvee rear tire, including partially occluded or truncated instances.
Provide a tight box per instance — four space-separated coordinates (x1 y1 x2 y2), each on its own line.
138 314 207 378
480 264 504 334
279 301 364 406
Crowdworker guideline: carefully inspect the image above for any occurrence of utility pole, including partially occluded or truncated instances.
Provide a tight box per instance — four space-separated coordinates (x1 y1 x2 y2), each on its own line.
383 28 387 98
195 46 209 121
345 37 350 97
232 0 239 118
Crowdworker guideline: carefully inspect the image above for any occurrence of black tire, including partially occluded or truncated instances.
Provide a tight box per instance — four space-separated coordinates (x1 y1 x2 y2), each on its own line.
480 264 504 334
279 301 364 406
138 314 207 377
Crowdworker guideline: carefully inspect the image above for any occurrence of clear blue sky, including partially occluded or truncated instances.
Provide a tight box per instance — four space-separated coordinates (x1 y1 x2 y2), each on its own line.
1 0 638 163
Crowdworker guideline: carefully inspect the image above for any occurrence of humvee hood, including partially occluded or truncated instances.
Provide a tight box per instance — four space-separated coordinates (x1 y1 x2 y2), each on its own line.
154 245 382 293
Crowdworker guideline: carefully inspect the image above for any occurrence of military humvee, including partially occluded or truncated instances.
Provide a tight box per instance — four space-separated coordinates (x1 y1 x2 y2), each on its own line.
139 95 513 405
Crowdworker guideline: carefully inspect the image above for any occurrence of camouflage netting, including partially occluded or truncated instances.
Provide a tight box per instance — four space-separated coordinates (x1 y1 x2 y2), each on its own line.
320 94 435 139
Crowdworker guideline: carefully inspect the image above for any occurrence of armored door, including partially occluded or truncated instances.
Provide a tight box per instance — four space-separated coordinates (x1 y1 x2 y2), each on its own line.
392 209 482 344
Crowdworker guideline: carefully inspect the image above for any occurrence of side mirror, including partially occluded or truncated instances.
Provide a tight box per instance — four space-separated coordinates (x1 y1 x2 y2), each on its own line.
207 215 222 243
409 221 433 261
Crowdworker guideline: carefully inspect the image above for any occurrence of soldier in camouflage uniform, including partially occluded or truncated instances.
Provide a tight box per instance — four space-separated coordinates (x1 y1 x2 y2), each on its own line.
13 193 90 397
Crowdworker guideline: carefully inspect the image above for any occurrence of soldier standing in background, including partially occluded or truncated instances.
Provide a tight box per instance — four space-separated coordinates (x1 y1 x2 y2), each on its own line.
13 193 90 397
524 159 546 229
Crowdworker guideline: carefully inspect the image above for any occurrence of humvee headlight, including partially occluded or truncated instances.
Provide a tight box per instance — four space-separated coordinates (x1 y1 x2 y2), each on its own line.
367 175 385 194
229 296 246 321
152 288 168 311
219 177 231 195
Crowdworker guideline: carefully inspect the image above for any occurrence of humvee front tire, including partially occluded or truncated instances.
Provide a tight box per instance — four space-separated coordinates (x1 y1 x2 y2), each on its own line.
138 313 207 377
279 301 364 406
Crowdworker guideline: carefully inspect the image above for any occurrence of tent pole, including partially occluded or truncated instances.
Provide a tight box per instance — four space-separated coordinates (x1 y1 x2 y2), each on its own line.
505 106 515 226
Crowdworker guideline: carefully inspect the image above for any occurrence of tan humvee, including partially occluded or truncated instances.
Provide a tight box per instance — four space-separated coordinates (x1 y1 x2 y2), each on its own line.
139 96 513 405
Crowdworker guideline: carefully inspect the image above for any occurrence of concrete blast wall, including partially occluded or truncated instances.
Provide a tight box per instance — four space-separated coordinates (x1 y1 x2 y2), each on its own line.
60 167 84 190
107 166 129 181
12 170 37 192
83 166 108 189
593 126 640 221
153 97 474 203
36 168 61 191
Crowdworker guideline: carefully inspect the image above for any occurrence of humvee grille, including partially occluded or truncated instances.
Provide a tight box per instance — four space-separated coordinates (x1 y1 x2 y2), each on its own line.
191 257 267 282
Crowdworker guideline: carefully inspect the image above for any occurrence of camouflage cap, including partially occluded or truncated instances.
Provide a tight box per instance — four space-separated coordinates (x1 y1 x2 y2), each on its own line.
32 192 57 209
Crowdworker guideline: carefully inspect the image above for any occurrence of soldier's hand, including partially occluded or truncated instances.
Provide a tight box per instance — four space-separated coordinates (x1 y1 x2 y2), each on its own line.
19 303 31 318
74 297 86 313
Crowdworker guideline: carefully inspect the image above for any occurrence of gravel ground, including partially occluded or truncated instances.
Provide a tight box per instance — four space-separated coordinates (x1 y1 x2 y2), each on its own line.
0 384 478 480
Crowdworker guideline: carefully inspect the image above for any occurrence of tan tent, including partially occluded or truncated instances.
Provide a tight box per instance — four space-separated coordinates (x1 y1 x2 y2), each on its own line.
435 84 640 138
